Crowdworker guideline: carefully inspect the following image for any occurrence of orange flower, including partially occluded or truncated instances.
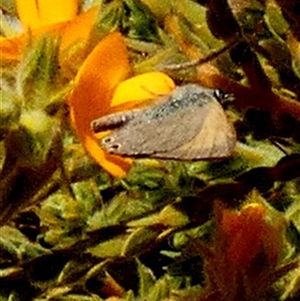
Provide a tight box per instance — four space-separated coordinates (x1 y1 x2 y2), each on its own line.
217 202 282 268
68 32 175 177
202 196 286 300
0 0 98 61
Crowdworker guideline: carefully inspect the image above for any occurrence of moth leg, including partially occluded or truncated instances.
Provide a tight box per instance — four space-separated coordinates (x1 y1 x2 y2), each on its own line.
91 111 135 132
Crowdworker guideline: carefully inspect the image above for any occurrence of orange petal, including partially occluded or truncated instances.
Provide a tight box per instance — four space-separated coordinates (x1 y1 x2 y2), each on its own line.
1 6 98 62
68 32 132 177
60 6 99 51
0 22 68 62
82 134 132 178
222 204 266 267
219 209 242 237
260 219 283 264
0 35 25 61
58 6 99 77
70 32 132 120
16 0 79 30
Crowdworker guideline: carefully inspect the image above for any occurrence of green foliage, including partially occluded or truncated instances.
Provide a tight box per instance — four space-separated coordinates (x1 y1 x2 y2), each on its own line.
1 0 300 300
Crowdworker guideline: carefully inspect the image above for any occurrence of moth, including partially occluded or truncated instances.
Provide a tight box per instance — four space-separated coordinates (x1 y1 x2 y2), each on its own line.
91 84 236 160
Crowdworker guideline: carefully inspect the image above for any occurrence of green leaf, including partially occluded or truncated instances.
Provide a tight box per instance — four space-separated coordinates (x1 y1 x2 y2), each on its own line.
16 36 60 101
136 259 156 297
121 227 162 257
6 109 58 167
265 0 289 41
88 234 127 258
147 277 170 301
123 0 160 42
0 226 49 265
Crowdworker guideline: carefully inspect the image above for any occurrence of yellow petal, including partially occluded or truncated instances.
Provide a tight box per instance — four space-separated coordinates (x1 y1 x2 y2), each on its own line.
16 0 79 30
68 32 132 177
110 71 175 111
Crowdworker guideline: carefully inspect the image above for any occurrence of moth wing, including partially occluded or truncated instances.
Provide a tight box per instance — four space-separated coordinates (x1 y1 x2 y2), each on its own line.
153 101 236 159
100 105 208 156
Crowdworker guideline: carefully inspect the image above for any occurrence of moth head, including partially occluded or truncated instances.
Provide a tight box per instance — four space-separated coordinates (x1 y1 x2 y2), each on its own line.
213 89 235 105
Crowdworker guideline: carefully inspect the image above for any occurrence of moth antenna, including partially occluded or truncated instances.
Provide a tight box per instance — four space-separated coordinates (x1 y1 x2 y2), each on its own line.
269 138 293 156
160 37 241 71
